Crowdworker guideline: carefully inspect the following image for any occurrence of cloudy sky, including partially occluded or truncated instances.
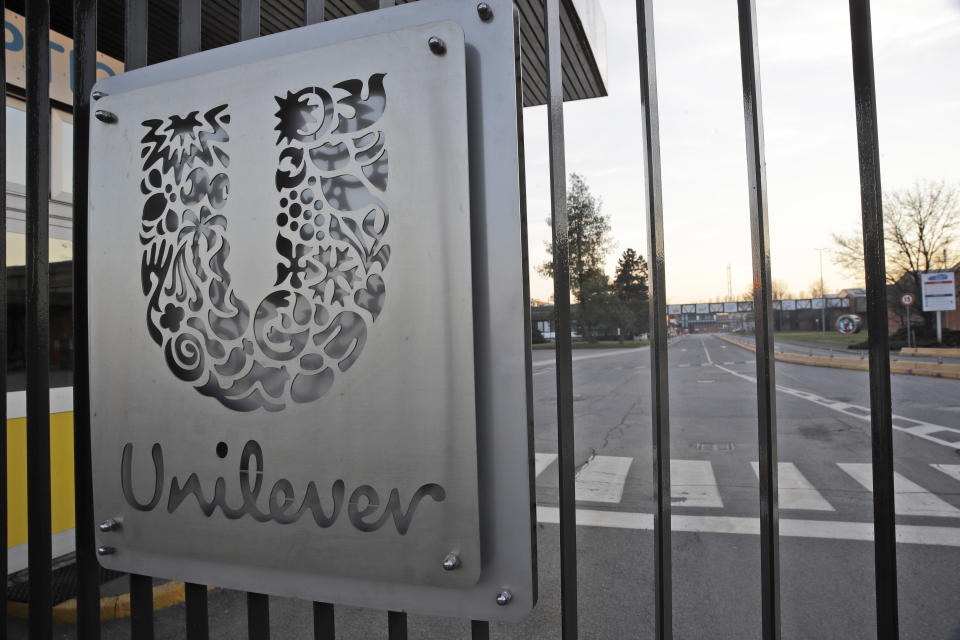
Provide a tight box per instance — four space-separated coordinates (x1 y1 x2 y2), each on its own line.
522 0 960 304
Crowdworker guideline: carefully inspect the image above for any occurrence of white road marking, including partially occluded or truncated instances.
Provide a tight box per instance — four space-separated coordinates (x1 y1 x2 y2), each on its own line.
700 338 713 364
839 463 960 518
671 460 723 508
535 507 960 547
534 453 558 477
710 354 960 451
575 455 633 503
932 464 960 483
751 462 834 511
531 349 642 370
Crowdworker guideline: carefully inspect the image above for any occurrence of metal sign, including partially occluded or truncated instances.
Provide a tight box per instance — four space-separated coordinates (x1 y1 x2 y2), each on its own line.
921 271 957 312
88 0 534 621
901 293 914 306
837 314 862 334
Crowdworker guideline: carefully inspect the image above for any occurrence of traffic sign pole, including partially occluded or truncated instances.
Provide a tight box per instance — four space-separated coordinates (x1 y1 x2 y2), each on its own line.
900 293 915 348
906 305 911 348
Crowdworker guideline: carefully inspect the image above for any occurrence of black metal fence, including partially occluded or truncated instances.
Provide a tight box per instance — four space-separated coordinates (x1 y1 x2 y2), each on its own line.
4 0 899 639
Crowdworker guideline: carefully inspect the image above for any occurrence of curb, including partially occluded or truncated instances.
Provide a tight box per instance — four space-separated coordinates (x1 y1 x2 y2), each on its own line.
7 581 212 623
900 347 960 359
715 334 960 380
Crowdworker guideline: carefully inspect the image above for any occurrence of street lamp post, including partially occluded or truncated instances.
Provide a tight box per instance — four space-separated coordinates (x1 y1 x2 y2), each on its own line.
816 248 827 336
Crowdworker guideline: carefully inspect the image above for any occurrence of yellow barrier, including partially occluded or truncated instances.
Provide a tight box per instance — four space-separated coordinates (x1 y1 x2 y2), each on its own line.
7 412 77 550
7 581 213 622
899 347 960 359
715 335 960 380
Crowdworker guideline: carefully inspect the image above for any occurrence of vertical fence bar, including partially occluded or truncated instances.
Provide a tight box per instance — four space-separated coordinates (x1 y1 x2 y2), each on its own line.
185 583 210 640
387 611 407 640
26 1 54 638
312 602 334 640
847 1 898 637
176 4 211 636
237 7 271 636
305 0 325 25
125 1 155 634
471 620 491 640
248 593 270 639
125 0 148 70
239 0 260 40
302 5 336 636
73 0 101 636
735 1 780 638
179 0 202 55
635 1 672 638
0 0 7 631
544 0 578 638
130 574 154 639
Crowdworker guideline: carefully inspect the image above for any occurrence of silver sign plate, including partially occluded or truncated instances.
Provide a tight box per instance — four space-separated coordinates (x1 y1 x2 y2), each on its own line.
89 0 534 621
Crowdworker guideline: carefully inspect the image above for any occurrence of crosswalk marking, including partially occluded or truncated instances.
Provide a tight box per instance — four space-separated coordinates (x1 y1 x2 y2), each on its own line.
839 463 960 518
671 460 723 508
750 462 834 511
534 453 557 477
535 507 960 547
932 464 960 483
575 456 633 503
534 453 960 518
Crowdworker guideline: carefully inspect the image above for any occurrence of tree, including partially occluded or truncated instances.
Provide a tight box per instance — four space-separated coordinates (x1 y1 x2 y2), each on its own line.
807 280 827 299
832 180 959 327
538 174 614 339
739 280 791 302
613 248 650 335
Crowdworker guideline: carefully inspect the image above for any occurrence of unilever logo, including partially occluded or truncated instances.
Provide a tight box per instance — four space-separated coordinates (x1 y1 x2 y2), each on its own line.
138 74 390 412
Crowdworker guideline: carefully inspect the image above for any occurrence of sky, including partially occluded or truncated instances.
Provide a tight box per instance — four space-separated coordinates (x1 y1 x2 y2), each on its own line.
522 0 960 304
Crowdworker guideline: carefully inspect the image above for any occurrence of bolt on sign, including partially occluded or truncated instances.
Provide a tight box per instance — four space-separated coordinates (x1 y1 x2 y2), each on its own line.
88 0 535 621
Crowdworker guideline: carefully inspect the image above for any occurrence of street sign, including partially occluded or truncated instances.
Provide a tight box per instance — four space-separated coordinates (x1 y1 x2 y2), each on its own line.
901 293 914 306
921 271 957 312
88 0 534 621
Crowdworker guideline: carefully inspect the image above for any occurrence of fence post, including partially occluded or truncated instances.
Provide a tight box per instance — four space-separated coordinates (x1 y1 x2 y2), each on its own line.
72 0 101 636
847 1 899 637
635 2 672 638
544 0 578 638
26 1 54 637
735 1 781 637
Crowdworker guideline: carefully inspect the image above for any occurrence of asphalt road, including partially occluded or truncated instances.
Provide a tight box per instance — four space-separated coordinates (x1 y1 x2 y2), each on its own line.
14 334 960 639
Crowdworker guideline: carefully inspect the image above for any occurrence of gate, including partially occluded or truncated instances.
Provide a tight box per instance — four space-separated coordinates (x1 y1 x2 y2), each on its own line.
4 0 903 639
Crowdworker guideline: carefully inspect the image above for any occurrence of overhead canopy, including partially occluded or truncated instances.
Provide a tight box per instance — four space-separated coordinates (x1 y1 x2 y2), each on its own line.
12 0 606 108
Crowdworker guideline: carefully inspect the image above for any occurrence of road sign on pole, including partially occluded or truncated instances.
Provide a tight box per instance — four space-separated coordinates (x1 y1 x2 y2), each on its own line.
921 272 956 345
921 272 956 312
900 293 913 306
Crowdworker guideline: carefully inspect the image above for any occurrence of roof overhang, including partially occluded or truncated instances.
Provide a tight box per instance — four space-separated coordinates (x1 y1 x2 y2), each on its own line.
23 0 607 108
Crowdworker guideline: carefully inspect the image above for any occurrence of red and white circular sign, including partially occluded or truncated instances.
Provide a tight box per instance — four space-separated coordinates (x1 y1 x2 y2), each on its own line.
901 293 914 306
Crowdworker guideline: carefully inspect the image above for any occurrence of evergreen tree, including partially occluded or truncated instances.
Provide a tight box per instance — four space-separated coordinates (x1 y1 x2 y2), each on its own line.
538 174 613 339
613 248 650 335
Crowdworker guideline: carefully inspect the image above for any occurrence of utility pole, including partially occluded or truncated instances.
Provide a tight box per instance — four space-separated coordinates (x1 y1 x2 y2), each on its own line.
816 248 827 336
727 264 733 301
